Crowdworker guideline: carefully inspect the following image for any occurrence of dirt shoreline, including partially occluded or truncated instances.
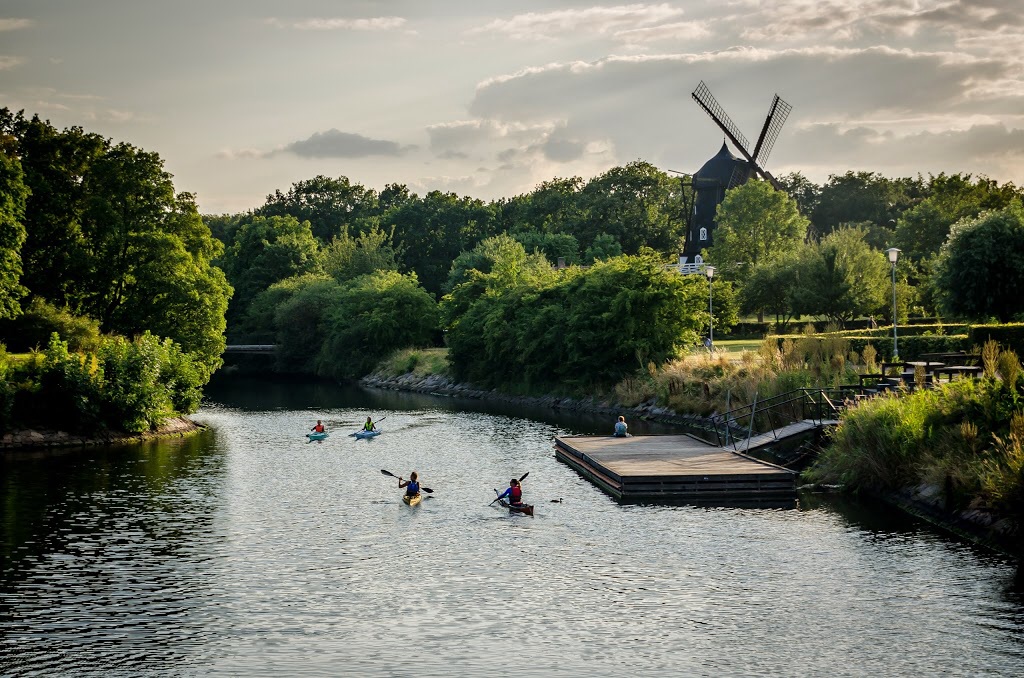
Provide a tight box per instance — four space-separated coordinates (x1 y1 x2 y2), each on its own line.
1 416 205 455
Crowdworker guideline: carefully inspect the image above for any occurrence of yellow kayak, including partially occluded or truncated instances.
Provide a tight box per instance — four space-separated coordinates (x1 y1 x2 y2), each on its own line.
402 493 422 506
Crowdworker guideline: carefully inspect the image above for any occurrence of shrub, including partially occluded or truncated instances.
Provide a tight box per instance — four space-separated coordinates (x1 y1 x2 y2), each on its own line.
0 298 102 353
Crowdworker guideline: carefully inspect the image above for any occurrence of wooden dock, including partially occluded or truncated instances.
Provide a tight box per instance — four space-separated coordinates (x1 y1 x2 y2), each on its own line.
554 434 797 504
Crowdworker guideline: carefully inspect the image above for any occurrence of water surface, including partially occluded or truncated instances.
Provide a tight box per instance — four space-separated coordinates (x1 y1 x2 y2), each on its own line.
2 377 1022 676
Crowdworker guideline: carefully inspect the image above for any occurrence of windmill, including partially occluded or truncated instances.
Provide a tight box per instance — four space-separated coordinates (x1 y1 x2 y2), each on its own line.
678 81 792 272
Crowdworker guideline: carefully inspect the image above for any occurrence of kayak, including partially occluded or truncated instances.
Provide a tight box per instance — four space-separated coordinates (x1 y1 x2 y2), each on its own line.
494 490 534 516
402 493 422 506
307 431 328 441
354 429 381 439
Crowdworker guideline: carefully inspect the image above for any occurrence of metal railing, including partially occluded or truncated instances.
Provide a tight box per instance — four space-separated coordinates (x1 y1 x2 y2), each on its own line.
706 387 856 451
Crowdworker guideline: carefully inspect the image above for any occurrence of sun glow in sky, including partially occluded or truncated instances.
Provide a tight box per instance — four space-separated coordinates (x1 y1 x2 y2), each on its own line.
3 0 1023 213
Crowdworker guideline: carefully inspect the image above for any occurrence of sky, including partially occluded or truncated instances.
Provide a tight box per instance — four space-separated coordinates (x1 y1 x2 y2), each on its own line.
2 0 1023 214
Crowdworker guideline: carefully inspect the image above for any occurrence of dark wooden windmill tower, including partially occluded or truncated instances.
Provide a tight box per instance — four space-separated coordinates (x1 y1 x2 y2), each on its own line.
678 81 792 271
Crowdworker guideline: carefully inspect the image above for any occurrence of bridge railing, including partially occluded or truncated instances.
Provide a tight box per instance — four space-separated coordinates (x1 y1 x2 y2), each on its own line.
706 387 856 451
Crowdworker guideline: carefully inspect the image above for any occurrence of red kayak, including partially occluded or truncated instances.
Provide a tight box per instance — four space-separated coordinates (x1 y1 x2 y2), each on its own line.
494 490 534 516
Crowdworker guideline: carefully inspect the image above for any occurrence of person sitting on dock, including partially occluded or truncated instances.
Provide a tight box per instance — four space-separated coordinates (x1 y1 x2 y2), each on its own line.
613 416 628 437
311 420 325 433
363 417 376 432
398 472 420 497
495 478 524 506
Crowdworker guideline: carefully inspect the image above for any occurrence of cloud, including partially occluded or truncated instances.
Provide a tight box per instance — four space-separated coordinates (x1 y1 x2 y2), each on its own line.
265 16 406 31
282 129 413 158
615 21 710 45
468 3 685 41
0 56 25 70
0 18 32 31
426 119 558 159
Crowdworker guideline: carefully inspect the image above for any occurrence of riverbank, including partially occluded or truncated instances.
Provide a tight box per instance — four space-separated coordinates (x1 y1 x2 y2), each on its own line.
361 369 1021 557
359 371 706 430
0 416 205 456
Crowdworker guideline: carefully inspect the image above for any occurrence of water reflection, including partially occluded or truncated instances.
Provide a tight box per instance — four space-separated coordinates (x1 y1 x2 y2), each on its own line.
1 377 1022 676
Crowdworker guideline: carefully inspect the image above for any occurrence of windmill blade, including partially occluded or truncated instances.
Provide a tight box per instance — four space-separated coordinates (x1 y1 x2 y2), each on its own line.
751 94 792 168
692 81 751 157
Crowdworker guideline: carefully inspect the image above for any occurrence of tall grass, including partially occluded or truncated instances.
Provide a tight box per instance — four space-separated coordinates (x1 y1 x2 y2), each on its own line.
374 347 451 379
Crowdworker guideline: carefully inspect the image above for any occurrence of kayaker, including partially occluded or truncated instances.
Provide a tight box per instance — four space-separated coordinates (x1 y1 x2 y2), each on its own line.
398 471 420 497
363 417 376 432
311 420 326 433
495 478 524 506
613 416 628 437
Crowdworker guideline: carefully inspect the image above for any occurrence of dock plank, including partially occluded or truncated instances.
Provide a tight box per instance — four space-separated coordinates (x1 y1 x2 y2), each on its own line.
555 434 796 503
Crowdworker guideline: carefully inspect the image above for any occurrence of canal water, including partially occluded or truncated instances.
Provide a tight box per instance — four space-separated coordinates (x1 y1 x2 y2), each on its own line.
2 377 1023 676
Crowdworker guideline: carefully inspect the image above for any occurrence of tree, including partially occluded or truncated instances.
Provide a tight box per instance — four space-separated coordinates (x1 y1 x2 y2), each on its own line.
790 228 889 325
777 171 820 218
933 201 1024 322
895 173 1022 262
810 171 918 238
709 180 807 278
0 148 28 318
741 255 802 328
220 215 320 328
258 175 379 242
578 161 684 255
583 233 622 263
321 223 400 282
0 109 105 308
385 190 497 297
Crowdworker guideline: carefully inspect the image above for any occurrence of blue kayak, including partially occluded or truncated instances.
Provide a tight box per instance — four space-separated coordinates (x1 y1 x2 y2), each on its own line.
353 429 381 439
307 431 328 441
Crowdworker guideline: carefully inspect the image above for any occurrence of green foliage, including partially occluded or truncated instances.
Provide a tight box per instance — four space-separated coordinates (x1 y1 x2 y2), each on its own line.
934 201 1024 322
443 251 705 390
257 174 380 243
0 111 231 377
968 323 1024 359
3 331 206 434
513 231 580 266
710 180 808 277
319 271 439 379
321 223 400 282
385 190 498 297
375 347 450 379
0 297 102 352
740 254 802 325
810 171 918 238
265 271 439 379
790 227 890 325
0 148 28 318
221 214 321 324
583 232 623 263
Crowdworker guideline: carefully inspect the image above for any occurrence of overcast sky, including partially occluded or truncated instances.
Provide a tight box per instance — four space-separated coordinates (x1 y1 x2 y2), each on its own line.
2 0 1023 213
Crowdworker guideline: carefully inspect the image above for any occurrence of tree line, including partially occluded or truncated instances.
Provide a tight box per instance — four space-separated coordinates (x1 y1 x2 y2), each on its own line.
3 108 1024 418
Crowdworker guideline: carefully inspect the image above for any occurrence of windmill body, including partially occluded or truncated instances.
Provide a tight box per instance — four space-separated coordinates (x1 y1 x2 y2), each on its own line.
679 81 791 273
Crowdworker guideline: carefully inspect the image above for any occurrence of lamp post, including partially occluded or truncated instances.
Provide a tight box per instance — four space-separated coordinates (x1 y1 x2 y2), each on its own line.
886 248 901 360
705 265 716 353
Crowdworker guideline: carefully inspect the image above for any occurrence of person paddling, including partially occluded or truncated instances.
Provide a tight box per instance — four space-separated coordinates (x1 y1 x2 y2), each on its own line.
311 420 326 434
363 417 376 432
495 478 524 507
398 471 420 498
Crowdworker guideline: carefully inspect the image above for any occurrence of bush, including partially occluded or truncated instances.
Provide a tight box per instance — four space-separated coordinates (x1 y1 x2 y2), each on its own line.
0 298 102 353
969 324 1024 358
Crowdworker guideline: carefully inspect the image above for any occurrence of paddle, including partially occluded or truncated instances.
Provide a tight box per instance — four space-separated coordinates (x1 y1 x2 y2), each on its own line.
351 415 387 437
489 471 529 505
380 468 433 493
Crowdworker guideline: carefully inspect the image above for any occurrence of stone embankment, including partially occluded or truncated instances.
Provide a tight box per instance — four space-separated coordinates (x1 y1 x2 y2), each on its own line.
360 372 706 429
1 416 204 453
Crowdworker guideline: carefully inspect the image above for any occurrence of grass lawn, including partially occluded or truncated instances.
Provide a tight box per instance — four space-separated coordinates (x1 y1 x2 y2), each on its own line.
713 339 763 353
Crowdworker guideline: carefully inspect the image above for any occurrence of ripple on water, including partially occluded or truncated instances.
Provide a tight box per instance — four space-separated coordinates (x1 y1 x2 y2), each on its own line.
2 394 1023 676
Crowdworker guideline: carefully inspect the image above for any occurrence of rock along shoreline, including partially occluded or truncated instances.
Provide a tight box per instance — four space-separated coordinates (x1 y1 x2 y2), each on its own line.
1 416 205 456
359 371 708 429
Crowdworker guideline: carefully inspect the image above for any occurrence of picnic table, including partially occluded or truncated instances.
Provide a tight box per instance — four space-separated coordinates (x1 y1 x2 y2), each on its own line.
934 365 984 381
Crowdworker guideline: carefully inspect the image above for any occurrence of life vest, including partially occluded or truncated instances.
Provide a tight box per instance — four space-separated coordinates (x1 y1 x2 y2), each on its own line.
314 424 325 433
406 481 419 495
364 421 374 431
510 485 523 504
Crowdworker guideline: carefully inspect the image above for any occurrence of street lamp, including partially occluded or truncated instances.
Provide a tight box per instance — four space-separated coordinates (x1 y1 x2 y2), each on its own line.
705 265 715 353
886 248 901 360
